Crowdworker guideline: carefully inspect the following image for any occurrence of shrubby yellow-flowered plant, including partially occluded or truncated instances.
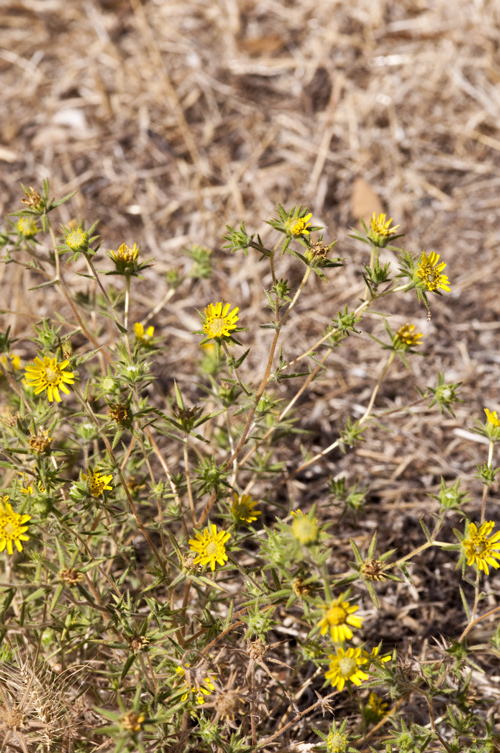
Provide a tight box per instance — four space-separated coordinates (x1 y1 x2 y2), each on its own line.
2 180 499 753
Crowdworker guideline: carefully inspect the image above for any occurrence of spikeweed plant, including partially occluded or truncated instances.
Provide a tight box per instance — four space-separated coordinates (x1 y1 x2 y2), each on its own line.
0 182 498 752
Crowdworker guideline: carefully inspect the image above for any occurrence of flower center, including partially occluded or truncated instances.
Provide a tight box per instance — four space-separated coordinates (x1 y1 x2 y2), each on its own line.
328 605 347 625
209 318 227 336
3 521 15 537
473 537 488 554
44 367 60 384
338 657 357 677
206 541 219 556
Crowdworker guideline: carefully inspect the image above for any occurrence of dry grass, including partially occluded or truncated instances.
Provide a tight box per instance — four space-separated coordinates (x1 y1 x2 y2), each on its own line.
2 0 500 748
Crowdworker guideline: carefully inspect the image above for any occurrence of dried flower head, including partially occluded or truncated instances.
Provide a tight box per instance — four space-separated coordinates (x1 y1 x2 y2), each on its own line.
213 687 245 722
21 186 42 209
202 302 239 340
416 250 450 292
120 711 145 732
0 496 31 555
292 576 312 597
59 568 83 586
462 520 500 574
319 594 363 642
361 558 387 582
109 403 129 424
24 356 75 403
129 635 150 653
28 427 53 454
189 524 231 570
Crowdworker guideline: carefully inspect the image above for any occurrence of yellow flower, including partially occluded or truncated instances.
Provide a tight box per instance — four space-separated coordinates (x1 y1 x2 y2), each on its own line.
17 218 39 237
369 212 400 238
319 594 363 642
0 354 21 370
24 357 75 403
176 665 215 704
19 473 46 495
291 509 318 544
82 468 113 498
110 243 139 264
202 302 239 340
462 520 500 575
395 323 423 347
189 524 230 570
28 427 53 454
325 646 369 691
290 213 312 236
0 496 31 555
120 711 145 732
231 493 261 524
364 692 389 722
416 251 450 292
134 322 154 342
484 409 500 428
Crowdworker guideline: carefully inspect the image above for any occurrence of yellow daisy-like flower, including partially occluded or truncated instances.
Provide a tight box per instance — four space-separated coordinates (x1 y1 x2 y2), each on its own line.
17 217 39 238
325 646 369 691
290 213 312 236
395 323 423 348
462 520 500 575
134 322 155 342
24 357 75 403
189 523 231 571
0 354 21 371
484 408 500 428
416 251 450 292
19 472 46 495
319 594 363 642
231 493 261 524
364 692 389 722
202 302 239 340
291 509 318 544
370 212 400 238
176 665 215 704
110 243 139 264
82 468 114 498
0 496 31 555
